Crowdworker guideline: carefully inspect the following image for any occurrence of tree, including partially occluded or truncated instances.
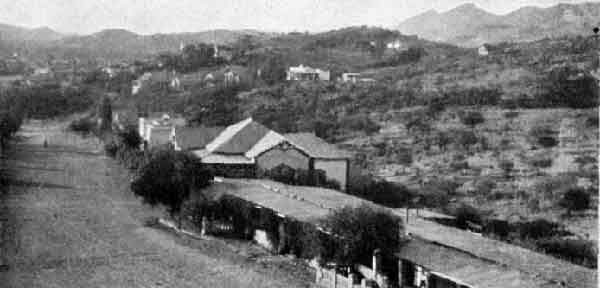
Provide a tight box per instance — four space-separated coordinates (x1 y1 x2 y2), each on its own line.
459 111 485 128
118 125 142 150
529 124 558 148
559 188 590 216
131 150 213 227
320 204 404 267
98 95 112 133
538 66 599 108
498 159 514 179
453 129 478 151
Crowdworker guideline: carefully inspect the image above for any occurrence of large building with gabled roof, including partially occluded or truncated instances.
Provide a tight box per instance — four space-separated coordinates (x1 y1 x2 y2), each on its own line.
180 117 351 189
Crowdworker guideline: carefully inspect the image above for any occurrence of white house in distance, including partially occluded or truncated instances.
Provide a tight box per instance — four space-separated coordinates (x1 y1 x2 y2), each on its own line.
138 113 186 149
478 45 489 56
286 65 330 81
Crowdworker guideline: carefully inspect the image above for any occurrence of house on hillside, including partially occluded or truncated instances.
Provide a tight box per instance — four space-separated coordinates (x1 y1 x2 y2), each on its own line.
138 113 186 150
341 72 376 84
204 65 250 88
478 45 489 56
286 65 330 81
188 118 351 189
386 40 405 50
131 70 180 95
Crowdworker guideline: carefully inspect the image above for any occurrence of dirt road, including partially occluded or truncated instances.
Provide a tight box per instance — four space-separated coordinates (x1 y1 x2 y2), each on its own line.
0 121 315 288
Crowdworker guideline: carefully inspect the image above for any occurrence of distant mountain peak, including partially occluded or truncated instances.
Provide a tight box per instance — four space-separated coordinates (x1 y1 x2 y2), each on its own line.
397 2 600 47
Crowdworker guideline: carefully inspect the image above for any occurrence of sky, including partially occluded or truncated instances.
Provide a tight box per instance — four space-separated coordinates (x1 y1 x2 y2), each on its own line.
0 0 596 35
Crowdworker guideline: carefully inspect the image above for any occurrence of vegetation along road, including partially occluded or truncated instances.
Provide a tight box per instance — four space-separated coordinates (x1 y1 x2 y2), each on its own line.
0 120 315 288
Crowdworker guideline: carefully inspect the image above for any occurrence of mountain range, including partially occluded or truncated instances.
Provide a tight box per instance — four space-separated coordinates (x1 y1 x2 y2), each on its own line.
0 24 271 60
397 2 600 47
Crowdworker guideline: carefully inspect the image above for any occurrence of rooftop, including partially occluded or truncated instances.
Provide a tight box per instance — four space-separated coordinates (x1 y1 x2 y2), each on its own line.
211 178 596 288
174 126 224 151
284 133 352 159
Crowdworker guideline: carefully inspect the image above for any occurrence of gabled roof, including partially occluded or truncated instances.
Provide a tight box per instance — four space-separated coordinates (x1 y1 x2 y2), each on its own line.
174 126 224 151
206 118 271 154
284 133 351 159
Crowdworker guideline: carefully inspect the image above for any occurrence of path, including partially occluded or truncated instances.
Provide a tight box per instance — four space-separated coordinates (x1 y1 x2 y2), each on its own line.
0 121 315 288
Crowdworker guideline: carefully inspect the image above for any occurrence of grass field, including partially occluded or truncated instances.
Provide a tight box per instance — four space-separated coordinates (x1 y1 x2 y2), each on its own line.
0 120 316 288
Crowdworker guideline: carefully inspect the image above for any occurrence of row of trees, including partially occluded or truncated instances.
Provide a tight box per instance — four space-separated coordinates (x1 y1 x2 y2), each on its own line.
0 88 25 152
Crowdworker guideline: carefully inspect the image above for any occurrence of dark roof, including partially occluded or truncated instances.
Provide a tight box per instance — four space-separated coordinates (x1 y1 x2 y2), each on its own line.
174 126 224 150
398 239 558 288
212 119 271 154
284 133 351 159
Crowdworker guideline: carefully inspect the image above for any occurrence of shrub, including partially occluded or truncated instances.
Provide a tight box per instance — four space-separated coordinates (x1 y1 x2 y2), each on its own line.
498 159 514 178
474 178 496 196
117 126 142 150
453 129 478 151
535 238 597 268
503 111 519 119
483 219 510 239
454 204 483 230
459 111 485 128
320 204 403 267
538 66 599 108
529 156 553 169
267 164 297 184
346 174 413 208
131 150 213 227
104 139 119 157
529 125 558 148
449 161 469 171
517 219 563 240
558 188 590 214
69 117 96 135
585 114 598 127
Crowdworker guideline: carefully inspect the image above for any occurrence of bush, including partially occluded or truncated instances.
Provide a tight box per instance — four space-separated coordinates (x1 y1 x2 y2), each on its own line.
459 111 485 128
529 125 558 148
320 204 403 267
498 159 514 178
454 205 482 230
474 178 496 196
104 139 119 157
537 66 599 108
346 174 413 208
535 238 597 268
516 219 563 240
118 126 142 150
449 161 469 171
261 164 341 190
558 188 590 214
503 111 519 119
529 156 553 169
452 129 478 151
483 219 510 239
69 117 96 135
131 150 213 226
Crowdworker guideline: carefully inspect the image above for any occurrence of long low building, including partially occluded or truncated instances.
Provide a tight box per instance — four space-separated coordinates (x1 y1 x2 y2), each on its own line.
205 178 596 288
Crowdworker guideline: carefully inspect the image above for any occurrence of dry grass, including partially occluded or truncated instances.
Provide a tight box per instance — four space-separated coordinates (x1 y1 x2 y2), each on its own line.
0 121 316 288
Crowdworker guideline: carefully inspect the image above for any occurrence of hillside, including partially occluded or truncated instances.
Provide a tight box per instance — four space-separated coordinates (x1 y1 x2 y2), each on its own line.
53 29 273 60
0 25 273 61
397 2 600 47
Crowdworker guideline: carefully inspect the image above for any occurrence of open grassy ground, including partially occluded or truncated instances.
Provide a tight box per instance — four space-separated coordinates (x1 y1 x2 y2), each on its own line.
0 120 315 288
